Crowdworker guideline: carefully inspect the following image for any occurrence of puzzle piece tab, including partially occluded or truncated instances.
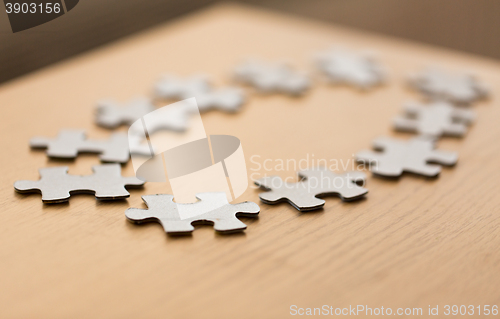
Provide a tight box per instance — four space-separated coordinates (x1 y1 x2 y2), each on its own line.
356 137 458 178
125 192 260 235
316 48 386 89
408 68 489 104
96 97 155 128
234 60 310 95
14 164 144 203
394 101 475 138
30 129 130 163
254 168 368 212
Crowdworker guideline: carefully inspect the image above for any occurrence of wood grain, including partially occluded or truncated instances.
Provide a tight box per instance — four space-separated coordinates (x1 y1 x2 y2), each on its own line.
0 3 499 318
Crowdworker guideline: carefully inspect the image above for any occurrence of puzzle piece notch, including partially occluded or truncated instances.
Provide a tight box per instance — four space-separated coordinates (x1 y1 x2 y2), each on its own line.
234 60 310 96
96 97 155 128
394 101 475 138
316 48 386 89
14 164 144 203
125 192 260 235
356 137 458 178
408 68 489 104
30 129 130 163
254 168 368 212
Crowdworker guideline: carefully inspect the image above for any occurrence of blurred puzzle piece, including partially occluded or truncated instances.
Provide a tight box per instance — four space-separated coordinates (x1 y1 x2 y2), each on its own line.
408 68 489 104
155 74 245 112
234 60 310 95
393 101 475 138
155 74 211 100
315 47 386 89
356 136 458 178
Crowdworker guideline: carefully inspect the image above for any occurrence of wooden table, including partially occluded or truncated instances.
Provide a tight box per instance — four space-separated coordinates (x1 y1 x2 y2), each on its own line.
1 3 499 318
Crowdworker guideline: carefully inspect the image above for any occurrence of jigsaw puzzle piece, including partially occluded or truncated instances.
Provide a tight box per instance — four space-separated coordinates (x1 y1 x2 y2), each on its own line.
125 192 259 235
234 60 310 95
14 164 144 203
255 168 367 212
408 68 489 104
316 48 386 89
356 137 458 178
393 101 475 138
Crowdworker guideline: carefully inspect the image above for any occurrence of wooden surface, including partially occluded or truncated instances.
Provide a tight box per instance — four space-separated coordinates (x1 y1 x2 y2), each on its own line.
1 3 499 318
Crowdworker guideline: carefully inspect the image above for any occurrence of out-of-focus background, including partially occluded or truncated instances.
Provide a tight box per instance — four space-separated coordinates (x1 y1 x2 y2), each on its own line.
1 0 499 85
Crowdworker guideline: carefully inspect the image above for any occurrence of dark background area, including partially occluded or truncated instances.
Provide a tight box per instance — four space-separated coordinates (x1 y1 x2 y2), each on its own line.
1 0 499 84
